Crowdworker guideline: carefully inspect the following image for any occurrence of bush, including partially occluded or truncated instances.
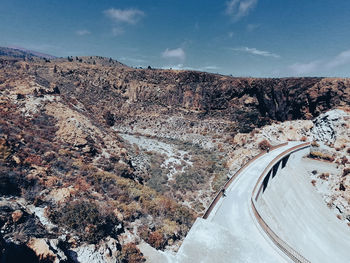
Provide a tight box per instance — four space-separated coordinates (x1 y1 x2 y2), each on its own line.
103 111 115 126
148 230 165 249
118 243 145 263
311 141 320 147
212 173 228 192
300 136 307 142
0 139 11 161
0 170 22 196
258 140 271 151
319 173 329 180
341 156 348 165
174 172 204 191
308 151 335 162
48 200 118 243
343 168 350 177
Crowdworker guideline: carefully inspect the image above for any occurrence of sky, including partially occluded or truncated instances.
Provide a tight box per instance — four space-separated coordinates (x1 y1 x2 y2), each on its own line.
1 0 350 77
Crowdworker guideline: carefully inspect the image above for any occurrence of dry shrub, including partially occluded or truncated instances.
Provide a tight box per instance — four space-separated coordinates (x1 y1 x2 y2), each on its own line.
341 156 348 165
340 183 346 191
23 154 43 167
258 140 271 151
119 243 145 263
300 136 307 142
343 168 350 177
311 180 316 186
148 230 165 249
319 173 330 180
0 138 11 161
48 200 118 243
308 151 335 162
311 141 320 147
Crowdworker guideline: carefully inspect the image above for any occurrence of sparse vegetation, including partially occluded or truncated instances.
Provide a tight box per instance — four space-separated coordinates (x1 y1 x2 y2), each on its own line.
308 151 335 162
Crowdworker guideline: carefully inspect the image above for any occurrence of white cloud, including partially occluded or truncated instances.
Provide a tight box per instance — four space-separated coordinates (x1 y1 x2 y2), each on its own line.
203 65 220 70
226 0 258 21
76 30 91 36
160 64 220 73
232 47 280 58
162 48 186 61
326 49 350 69
288 61 321 75
288 49 350 75
104 8 144 24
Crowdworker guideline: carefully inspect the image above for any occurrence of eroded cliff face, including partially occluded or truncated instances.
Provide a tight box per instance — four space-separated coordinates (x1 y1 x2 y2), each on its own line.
31 60 350 135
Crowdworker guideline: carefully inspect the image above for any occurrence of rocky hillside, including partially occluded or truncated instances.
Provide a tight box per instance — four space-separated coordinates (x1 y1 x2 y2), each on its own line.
0 49 349 262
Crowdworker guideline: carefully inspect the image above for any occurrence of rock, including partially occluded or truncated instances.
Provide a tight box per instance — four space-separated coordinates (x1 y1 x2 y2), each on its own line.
27 238 56 262
340 183 346 191
70 237 121 263
49 187 74 203
26 238 68 263
113 208 124 221
12 155 21 164
68 236 79 248
311 109 349 143
11 210 23 223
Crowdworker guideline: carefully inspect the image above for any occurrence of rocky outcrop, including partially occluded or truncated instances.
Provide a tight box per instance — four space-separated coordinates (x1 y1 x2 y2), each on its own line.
27 238 60 262
311 109 350 144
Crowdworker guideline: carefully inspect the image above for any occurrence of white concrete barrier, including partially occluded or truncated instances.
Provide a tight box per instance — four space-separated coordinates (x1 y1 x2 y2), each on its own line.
253 143 350 263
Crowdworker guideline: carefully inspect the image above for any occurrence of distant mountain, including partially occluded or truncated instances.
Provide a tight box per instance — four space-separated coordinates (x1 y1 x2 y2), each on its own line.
0 46 55 59
0 46 128 68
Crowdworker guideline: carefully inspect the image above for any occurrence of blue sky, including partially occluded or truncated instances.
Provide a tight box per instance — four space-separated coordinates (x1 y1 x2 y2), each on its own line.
1 0 350 77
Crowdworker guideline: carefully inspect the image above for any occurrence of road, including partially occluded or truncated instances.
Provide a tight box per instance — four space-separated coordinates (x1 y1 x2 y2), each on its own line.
176 142 301 262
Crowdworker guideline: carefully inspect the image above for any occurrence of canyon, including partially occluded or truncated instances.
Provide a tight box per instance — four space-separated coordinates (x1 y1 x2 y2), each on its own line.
0 47 349 262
